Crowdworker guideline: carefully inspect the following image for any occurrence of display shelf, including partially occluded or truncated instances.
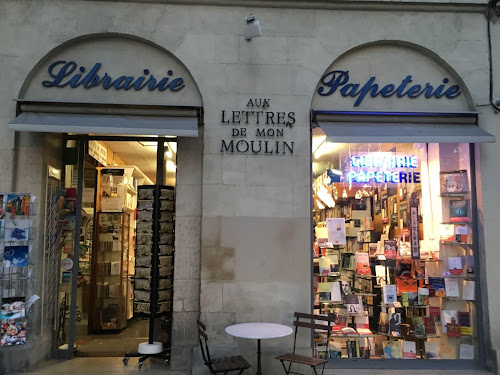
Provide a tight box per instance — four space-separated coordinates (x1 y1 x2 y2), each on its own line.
354 274 376 278
444 297 475 302
439 242 473 247
413 334 440 339
441 221 471 225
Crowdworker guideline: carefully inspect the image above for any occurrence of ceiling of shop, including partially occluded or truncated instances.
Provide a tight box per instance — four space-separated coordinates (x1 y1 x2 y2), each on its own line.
102 141 176 187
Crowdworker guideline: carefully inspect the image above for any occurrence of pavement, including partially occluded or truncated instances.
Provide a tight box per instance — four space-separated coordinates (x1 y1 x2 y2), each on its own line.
7 357 496 375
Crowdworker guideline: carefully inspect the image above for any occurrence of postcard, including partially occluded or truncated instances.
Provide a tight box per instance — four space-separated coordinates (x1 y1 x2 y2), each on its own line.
3 246 29 267
4 219 31 242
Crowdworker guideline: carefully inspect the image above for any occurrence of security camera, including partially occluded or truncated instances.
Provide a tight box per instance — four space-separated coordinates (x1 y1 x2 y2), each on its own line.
244 14 261 41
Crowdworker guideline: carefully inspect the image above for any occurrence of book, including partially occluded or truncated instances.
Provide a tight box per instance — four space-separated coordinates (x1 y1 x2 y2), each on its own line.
389 312 401 337
319 254 339 276
378 312 389 334
318 282 332 302
403 341 417 359
341 281 352 297
429 306 441 322
399 241 411 258
424 317 436 335
383 340 402 359
463 280 475 301
447 323 461 338
450 199 469 222
328 341 342 358
444 278 460 298
382 284 397 304
407 291 418 306
463 255 475 276
458 311 472 336
369 243 378 256
384 240 398 259
441 310 458 333
418 287 429 306
375 265 386 286
355 252 370 275
412 316 425 337
448 257 463 276
440 170 469 194
330 281 342 302
356 327 373 336
346 294 362 314
341 327 358 336
355 315 369 329
428 277 446 297
425 342 440 359
401 291 409 307
316 343 328 359
459 344 475 360
440 224 455 242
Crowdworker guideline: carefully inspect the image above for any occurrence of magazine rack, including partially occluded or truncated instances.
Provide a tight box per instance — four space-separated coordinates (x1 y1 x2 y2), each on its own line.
123 185 174 367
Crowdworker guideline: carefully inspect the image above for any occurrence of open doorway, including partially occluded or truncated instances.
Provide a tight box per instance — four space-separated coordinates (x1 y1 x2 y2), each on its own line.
54 138 176 357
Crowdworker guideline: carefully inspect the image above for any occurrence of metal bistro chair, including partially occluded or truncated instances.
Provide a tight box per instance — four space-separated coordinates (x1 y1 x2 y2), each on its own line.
275 312 334 375
197 319 251 375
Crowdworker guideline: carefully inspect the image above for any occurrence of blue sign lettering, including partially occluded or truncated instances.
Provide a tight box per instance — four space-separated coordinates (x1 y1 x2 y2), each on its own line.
42 61 185 93
317 70 461 106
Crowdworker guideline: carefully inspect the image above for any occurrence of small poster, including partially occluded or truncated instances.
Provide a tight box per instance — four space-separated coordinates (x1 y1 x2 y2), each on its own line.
4 219 31 242
326 218 346 245
440 170 469 194
3 246 29 267
0 297 27 347
409 193 420 259
381 192 388 223
5 194 30 217
384 240 397 259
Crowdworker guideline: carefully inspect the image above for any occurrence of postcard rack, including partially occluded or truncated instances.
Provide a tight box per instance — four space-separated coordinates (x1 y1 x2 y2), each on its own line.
123 185 174 367
0 193 37 348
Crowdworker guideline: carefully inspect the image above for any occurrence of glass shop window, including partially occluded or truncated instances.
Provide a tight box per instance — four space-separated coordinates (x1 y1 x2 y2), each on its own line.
312 139 477 361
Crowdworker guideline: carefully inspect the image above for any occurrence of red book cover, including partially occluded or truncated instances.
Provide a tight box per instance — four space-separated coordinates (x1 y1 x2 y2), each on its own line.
424 317 436 335
447 323 462 338
429 306 441 322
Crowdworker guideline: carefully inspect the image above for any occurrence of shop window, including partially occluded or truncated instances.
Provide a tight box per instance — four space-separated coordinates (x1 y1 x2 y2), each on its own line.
312 138 477 361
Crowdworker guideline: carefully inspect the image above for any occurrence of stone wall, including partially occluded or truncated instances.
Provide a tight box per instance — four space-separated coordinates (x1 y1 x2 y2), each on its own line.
0 1 498 374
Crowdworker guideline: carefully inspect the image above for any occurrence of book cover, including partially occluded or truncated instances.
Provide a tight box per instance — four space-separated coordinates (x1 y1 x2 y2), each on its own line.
403 341 417 359
399 241 411 258
319 255 339 276
355 252 371 275
346 294 362 314
369 243 378 256
439 170 469 194
383 340 402 359
396 277 418 294
448 257 463 276
375 265 386 286
459 344 475 360
425 342 440 359
378 312 389 334
384 240 398 259
407 292 419 306
399 202 409 230
341 281 352 297
428 277 446 297
459 311 472 336
318 282 331 302
444 278 460 298
424 317 436 335
382 284 397 304
463 280 475 301
447 323 461 338
418 287 429 306
441 310 458 333
401 291 409 307
429 306 441 322
389 312 401 337
413 316 425 337
330 281 343 302
326 218 346 245
328 341 342 358
450 200 469 222
463 255 475 276
440 224 455 242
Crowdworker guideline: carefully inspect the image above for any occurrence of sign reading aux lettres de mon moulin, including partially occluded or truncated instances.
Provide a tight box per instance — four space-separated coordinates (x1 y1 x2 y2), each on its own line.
220 99 295 155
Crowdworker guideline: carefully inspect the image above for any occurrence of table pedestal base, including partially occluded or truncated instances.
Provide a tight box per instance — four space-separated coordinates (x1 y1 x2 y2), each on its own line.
257 339 262 375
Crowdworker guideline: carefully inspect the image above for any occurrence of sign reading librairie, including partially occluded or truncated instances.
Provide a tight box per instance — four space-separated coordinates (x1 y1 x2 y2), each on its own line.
219 99 295 154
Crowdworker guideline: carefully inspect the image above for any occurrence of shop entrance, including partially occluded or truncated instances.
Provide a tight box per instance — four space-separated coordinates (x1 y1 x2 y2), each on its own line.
50 136 176 358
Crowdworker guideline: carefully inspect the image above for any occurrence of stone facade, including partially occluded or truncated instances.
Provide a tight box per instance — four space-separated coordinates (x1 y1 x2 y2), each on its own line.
0 1 499 374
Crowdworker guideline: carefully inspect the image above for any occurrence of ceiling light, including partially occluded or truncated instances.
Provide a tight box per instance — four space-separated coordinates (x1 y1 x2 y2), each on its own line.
168 142 177 154
316 199 325 210
165 148 173 159
317 186 335 208
314 142 344 160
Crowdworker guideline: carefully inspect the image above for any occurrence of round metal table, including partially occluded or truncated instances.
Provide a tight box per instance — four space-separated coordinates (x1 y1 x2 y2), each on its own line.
225 323 293 375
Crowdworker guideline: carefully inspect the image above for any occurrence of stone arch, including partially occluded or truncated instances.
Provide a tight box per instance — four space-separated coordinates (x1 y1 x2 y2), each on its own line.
311 40 474 112
18 32 203 108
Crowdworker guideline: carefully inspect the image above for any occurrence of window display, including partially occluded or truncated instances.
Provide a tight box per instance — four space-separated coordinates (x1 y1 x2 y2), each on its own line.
312 141 477 360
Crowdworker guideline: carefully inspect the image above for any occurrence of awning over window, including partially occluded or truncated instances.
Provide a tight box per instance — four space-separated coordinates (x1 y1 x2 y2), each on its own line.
312 111 495 143
9 112 199 137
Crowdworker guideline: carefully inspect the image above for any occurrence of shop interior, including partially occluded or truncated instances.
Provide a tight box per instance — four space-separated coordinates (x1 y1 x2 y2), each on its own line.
55 139 176 356
311 128 478 361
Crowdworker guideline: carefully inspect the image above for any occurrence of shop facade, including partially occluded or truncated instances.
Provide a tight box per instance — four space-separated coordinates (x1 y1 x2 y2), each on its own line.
1 1 500 374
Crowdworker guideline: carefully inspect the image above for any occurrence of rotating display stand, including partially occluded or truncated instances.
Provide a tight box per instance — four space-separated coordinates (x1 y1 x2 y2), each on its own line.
123 185 174 367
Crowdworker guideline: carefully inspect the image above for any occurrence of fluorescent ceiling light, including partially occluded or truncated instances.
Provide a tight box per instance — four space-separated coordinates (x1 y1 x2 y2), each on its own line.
314 142 344 160
317 186 335 208
166 160 177 172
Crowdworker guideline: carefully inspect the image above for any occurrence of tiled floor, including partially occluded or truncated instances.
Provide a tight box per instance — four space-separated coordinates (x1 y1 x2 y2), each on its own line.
10 357 495 375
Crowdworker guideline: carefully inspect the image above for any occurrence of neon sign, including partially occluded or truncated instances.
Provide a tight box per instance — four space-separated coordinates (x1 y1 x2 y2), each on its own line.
346 153 420 183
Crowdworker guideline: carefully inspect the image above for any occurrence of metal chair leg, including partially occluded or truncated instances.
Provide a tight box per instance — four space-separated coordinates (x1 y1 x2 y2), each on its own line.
279 360 291 375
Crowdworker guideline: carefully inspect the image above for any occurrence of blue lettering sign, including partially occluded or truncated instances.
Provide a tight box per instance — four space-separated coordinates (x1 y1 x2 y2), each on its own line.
317 70 461 106
42 61 185 93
